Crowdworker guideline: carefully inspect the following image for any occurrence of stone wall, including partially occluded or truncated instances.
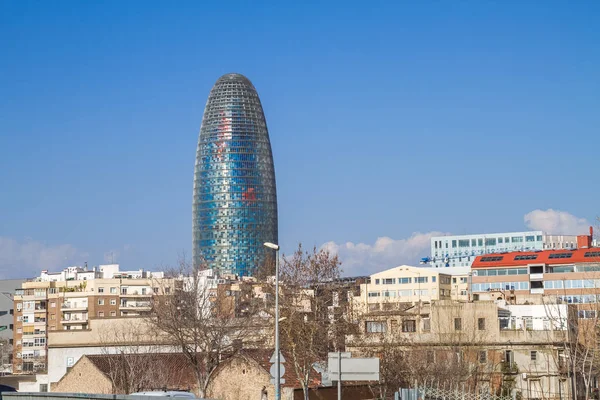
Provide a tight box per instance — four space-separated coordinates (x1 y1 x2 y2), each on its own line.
51 357 112 394
208 356 276 400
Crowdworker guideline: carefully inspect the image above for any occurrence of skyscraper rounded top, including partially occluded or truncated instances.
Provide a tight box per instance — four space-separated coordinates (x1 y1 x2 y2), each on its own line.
192 73 278 276
216 72 254 84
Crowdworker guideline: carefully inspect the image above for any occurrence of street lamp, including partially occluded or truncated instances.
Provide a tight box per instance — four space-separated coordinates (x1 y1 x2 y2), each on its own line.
264 242 281 400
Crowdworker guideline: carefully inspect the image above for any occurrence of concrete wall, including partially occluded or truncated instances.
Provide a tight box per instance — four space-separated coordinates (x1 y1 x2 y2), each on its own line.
18 374 49 393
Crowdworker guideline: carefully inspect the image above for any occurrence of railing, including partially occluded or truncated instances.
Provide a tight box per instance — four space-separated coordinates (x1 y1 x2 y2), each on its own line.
61 317 88 323
120 302 151 308
397 386 514 400
61 303 88 309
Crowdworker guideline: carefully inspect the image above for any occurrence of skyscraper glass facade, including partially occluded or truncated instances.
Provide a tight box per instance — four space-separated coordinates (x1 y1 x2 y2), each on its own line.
193 73 278 276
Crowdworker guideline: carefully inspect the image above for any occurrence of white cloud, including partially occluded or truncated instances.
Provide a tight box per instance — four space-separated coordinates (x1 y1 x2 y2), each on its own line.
321 231 446 276
0 237 85 279
524 209 591 235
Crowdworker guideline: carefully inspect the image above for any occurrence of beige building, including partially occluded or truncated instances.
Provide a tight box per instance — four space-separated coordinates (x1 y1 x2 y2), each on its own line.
347 301 570 400
353 265 472 313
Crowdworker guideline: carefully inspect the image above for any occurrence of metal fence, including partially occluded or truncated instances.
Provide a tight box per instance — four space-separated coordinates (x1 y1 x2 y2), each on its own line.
396 387 515 400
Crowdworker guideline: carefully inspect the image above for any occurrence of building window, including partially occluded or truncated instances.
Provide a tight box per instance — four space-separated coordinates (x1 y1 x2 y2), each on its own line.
485 238 496 246
478 318 486 330
426 350 435 363
98 311 104 317
165 287 171 294
366 321 387 333
525 236 535 242
531 351 537 361
454 318 462 331
98 287 104 293
452 277 457 284
423 318 431 331
110 287 117 294
110 311 116 317
153 287 159 294
399 278 412 284
452 240 457 248
479 351 487 363
402 320 416 333
110 299 117 305
50 302 55 308
416 277 428 284
375 279 380 285
432 276 436 283
50 314 55 320
98 299 104 306
383 278 395 285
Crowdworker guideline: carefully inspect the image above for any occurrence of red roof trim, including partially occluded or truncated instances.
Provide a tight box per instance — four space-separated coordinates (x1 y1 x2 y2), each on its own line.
472 248 600 268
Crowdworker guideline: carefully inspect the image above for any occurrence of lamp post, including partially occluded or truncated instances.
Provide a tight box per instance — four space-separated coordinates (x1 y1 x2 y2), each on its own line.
264 242 281 400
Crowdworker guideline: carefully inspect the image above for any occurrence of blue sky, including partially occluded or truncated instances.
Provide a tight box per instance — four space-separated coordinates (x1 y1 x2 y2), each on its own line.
1 1 599 278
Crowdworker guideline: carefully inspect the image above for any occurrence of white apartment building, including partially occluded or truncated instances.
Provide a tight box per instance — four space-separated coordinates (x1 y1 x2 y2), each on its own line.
427 231 579 268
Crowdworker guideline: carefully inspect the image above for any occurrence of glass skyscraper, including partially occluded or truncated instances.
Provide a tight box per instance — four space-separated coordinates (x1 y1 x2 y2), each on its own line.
193 73 278 276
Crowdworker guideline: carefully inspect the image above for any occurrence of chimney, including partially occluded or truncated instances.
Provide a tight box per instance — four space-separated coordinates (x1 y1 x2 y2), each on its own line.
577 226 593 249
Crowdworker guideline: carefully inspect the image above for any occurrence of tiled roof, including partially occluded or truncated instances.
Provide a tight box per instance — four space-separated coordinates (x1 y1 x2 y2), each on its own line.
86 353 197 392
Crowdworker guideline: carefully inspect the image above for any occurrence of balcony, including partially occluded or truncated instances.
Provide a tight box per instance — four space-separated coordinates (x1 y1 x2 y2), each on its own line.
530 288 544 294
530 273 544 280
61 303 88 311
499 329 566 343
61 317 88 324
119 302 151 310
22 331 46 336
119 291 151 298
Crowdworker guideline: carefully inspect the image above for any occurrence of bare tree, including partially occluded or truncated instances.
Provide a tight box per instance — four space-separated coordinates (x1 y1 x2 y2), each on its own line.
276 244 343 400
148 258 262 398
97 318 176 394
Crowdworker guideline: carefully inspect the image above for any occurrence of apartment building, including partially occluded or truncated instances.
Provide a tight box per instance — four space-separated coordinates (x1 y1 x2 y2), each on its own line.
12 264 165 375
0 279 25 374
346 301 570 399
353 265 473 314
470 232 600 304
